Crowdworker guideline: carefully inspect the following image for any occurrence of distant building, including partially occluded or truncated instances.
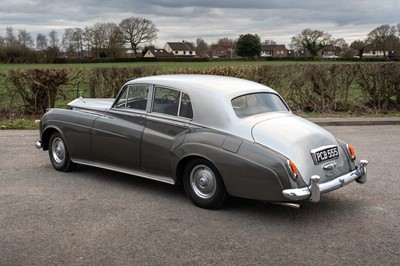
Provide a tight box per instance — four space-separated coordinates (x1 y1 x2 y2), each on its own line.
261 45 288 58
294 49 311 57
143 49 174 58
164 41 196 56
210 44 235 58
319 45 338 59
363 50 387 57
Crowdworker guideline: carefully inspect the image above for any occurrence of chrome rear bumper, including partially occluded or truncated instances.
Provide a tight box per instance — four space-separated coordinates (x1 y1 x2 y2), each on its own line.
35 140 42 149
282 160 368 202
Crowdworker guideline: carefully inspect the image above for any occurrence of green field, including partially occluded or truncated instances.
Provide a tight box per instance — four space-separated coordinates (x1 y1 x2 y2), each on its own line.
0 60 355 72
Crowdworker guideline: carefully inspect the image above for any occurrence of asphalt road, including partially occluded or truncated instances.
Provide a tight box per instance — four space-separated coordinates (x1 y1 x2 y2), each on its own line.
1 126 399 266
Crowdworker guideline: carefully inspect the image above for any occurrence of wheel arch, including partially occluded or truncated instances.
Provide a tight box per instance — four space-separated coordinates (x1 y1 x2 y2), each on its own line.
41 127 62 151
175 155 225 187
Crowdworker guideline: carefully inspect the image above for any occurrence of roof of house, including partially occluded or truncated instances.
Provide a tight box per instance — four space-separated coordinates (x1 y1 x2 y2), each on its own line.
261 44 287 51
321 45 336 51
210 44 233 50
166 42 195 51
148 49 174 57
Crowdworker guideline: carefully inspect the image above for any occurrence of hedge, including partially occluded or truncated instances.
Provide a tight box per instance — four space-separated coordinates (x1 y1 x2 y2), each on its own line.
2 62 400 116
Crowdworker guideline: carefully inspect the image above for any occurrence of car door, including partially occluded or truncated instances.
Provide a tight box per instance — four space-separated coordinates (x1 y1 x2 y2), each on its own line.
91 84 149 168
141 86 193 175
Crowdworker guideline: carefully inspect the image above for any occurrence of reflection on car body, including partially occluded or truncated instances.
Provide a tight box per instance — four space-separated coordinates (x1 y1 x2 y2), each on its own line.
35 75 368 209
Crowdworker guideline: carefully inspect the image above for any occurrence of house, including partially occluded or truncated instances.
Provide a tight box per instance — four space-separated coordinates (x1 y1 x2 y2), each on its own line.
294 49 311 57
164 41 196 56
287 50 296 57
319 45 338 59
261 45 288 58
210 44 234 58
363 50 388 57
143 49 174 58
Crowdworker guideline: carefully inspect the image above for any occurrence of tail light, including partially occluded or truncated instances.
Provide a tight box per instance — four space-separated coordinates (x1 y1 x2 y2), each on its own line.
288 160 299 180
346 144 356 160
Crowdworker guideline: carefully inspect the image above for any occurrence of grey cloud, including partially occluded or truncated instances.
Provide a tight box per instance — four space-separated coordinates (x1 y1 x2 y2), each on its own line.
0 0 399 46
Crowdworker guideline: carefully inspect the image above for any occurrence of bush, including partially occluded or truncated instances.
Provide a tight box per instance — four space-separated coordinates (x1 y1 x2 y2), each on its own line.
6 68 70 114
356 63 400 112
87 67 159 98
2 62 400 116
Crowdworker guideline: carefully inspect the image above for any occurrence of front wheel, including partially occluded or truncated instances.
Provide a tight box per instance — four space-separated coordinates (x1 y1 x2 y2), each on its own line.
48 132 76 172
183 159 228 209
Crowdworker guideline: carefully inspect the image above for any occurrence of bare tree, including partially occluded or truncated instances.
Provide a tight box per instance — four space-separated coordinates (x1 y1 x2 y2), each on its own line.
104 23 125 58
290 28 332 58
366 24 396 57
48 30 60 49
91 23 108 58
263 40 277 45
47 30 61 60
217 37 235 45
5 27 18 47
17 29 34 49
350 40 367 58
0 36 5 48
73 28 84 58
195 38 209 57
83 27 94 58
118 17 158 57
62 28 84 58
36 33 48 51
62 28 76 57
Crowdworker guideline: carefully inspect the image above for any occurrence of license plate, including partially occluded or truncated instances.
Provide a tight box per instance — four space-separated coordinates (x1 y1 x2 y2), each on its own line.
311 145 339 164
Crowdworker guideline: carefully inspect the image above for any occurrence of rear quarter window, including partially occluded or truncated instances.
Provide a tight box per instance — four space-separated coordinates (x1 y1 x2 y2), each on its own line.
232 93 289 118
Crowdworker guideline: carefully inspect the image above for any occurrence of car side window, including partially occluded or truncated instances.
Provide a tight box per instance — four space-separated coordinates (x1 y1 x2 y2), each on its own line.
114 85 148 110
232 93 289 118
152 87 180 116
152 87 193 119
179 92 193 119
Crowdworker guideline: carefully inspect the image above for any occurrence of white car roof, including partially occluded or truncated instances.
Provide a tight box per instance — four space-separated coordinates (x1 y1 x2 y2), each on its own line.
129 74 277 99
127 74 285 138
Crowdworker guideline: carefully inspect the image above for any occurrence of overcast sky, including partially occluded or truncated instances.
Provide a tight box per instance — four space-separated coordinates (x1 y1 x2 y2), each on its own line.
0 0 399 47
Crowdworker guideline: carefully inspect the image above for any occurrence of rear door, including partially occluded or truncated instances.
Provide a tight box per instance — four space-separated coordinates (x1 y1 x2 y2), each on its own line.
91 84 149 168
141 86 193 175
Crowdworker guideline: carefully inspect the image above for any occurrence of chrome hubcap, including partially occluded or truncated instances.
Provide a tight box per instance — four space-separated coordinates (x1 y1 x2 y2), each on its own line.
190 165 217 199
52 138 65 164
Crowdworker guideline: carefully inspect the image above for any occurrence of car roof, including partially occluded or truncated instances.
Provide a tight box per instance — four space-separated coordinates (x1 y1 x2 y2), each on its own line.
128 74 277 98
126 74 283 136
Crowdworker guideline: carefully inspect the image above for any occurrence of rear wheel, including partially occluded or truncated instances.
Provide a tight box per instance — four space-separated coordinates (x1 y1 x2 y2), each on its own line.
49 132 76 172
183 158 228 209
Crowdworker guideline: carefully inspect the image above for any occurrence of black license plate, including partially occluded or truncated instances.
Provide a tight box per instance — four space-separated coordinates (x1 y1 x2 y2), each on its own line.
312 146 339 164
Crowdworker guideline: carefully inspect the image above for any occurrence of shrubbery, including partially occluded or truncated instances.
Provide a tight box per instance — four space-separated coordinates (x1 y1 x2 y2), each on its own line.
2 62 400 116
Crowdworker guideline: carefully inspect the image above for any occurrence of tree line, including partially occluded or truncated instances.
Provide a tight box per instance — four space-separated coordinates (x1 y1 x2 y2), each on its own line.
0 17 157 63
0 17 399 63
236 24 400 59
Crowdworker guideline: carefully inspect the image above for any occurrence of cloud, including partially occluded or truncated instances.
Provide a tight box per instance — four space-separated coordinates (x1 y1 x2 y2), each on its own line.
0 0 399 47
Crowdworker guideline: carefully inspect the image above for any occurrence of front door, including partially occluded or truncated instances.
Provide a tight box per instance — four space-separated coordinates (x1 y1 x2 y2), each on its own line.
91 84 149 168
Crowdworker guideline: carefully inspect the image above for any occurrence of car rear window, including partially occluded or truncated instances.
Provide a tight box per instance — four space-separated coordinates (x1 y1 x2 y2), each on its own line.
231 93 289 118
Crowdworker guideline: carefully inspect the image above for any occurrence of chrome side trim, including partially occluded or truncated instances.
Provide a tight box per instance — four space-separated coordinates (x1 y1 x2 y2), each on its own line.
73 159 176 185
282 160 368 202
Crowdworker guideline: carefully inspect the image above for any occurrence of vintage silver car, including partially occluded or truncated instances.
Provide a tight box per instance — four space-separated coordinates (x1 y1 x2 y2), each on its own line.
35 74 368 209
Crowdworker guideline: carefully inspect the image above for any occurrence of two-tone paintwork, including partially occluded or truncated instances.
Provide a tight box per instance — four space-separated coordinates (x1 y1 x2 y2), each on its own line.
37 75 367 203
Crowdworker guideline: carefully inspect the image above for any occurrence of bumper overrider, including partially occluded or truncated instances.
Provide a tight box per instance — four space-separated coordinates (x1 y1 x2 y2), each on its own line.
282 160 368 202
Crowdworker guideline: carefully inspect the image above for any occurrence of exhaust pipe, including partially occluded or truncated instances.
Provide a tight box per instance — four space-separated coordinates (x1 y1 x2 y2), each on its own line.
272 202 302 209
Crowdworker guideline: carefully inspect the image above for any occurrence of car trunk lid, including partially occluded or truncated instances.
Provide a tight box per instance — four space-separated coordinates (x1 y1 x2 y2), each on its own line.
251 114 350 184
